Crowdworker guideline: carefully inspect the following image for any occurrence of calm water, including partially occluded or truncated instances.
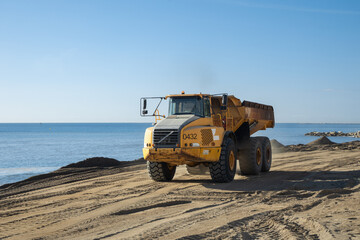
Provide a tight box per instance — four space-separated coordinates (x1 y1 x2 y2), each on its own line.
0 123 151 185
0 123 359 185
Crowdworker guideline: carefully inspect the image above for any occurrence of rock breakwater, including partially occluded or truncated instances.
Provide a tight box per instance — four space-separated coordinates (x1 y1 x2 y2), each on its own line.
305 131 360 138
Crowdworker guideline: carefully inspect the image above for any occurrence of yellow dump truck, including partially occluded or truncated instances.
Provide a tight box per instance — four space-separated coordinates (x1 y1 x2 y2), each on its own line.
141 92 274 183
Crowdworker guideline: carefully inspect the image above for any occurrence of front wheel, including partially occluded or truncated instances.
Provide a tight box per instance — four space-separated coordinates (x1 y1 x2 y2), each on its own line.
209 138 237 183
147 161 176 182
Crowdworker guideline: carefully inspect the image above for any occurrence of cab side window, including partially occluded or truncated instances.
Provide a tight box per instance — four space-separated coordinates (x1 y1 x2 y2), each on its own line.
204 98 211 117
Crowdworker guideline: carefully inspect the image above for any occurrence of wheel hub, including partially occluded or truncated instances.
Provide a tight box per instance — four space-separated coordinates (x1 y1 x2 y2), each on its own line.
229 151 235 171
266 147 270 163
256 147 262 166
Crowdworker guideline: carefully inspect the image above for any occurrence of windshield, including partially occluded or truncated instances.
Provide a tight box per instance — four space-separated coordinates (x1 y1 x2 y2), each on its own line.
169 97 204 116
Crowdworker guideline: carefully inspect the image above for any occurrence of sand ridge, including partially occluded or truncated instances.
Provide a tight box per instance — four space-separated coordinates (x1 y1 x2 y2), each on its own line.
0 146 360 239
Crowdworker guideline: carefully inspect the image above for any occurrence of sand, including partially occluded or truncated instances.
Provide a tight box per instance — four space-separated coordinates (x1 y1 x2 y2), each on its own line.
307 136 335 146
1 142 360 239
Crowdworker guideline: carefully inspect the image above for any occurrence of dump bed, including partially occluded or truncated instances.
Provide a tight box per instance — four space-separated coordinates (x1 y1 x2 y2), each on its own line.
211 95 274 135
242 100 274 133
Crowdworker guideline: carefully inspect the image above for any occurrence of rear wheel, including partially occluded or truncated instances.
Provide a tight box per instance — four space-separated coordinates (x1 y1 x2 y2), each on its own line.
239 137 263 175
260 137 272 172
147 161 176 181
209 138 237 183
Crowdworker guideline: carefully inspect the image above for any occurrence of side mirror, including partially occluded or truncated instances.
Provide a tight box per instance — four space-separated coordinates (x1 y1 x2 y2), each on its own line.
142 99 148 115
221 94 228 110
143 99 147 110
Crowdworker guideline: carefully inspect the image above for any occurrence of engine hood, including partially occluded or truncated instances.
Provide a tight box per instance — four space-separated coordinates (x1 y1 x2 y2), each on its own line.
154 114 200 130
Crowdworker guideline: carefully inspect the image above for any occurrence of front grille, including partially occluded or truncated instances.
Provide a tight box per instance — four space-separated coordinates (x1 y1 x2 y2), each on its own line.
153 129 179 147
201 129 213 146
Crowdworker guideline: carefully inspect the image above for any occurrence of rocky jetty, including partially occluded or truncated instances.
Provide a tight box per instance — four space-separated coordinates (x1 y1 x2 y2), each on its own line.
305 130 360 138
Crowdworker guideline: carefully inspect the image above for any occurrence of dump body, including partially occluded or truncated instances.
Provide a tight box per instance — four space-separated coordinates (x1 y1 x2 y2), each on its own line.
207 95 274 135
142 94 274 166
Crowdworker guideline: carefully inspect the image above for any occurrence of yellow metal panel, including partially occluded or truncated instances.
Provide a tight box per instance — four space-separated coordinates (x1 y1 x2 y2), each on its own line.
181 124 224 148
143 148 150 160
143 127 153 148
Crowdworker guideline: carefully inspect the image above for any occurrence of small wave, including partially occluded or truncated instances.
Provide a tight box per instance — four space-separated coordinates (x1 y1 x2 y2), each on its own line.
0 167 60 186
0 167 59 176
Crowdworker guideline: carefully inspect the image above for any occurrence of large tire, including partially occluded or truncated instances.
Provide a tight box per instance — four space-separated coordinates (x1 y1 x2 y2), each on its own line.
186 164 209 175
260 137 272 172
239 137 263 175
147 161 176 182
209 138 237 183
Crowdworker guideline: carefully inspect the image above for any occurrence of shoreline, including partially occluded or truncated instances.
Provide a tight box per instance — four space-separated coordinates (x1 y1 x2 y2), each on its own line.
1 123 359 186
0 137 360 190
2 138 360 188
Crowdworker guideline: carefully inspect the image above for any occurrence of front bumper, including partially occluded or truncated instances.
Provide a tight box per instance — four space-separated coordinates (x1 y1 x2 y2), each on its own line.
143 147 221 165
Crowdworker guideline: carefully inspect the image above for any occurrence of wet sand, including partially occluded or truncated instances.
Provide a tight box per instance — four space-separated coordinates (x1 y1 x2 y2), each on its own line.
1 142 360 239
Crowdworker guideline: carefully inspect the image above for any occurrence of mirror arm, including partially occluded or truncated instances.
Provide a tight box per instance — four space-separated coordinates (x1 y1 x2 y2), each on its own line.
152 97 164 116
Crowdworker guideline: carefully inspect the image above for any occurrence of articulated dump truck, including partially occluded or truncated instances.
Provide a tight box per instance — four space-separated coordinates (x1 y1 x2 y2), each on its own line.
140 92 274 183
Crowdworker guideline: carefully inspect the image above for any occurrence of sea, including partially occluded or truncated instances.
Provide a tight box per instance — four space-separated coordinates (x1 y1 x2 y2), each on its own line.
0 123 359 185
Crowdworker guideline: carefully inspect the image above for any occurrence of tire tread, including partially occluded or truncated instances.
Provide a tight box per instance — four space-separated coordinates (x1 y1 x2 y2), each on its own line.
239 137 263 175
147 161 176 181
209 138 236 183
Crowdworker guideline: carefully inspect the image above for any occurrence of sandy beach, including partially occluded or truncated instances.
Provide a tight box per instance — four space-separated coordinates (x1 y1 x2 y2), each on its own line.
1 141 360 240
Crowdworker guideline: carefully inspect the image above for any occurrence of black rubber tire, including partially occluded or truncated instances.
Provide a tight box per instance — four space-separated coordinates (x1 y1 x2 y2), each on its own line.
186 164 209 175
239 137 263 175
147 161 176 182
209 138 237 183
260 137 272 172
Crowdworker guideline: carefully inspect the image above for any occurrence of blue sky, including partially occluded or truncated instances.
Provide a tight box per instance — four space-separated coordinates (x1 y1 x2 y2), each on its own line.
1 0 359 123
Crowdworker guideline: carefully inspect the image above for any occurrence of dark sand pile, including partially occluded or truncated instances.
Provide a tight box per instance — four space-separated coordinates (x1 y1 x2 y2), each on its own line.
62 157 122 168
307 136 335 146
